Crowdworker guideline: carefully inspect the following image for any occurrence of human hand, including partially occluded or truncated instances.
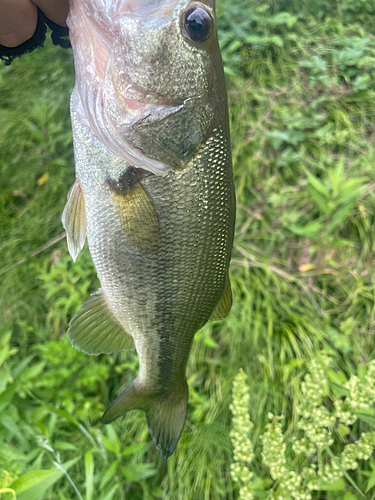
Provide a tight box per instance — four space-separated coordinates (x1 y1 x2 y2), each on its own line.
0 0 69 47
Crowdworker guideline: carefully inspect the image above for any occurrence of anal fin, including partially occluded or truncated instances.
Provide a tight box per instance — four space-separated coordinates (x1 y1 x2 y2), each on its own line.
209 274 232 321
68 289 134 355
62 179 87 262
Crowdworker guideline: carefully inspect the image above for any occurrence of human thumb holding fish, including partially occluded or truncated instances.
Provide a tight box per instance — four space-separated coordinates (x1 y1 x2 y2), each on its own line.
0 0 69 63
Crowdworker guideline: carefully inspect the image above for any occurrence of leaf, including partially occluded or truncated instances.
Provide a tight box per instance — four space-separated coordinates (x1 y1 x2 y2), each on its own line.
338 424 350 436
251 476 268 490
227 40 242 54
37 173 49 186
121 443 146 456
320 478 345 491
270 36 284 47
299 263 315 272
305 170 330 198
0 443 27 463
366 467 375 492
344 493 358 500
19 362 46 382
269 12 298 27
11 353 37 379
33 399 80 426
356 411 375 426
0 387 16 414
253 491 269 499
0 415 28 447
151 488 164 499
0 333 11 367
327 202 356 233
0 488 16 498
59 492 71 500
100 460 118 490
55 441 78 451
9 469 61 495
100 485 118 500
21 118 44 141
308 185 330 214
326 448 363 496
85 451 94 500
327 368 347 385
289 221 324 238
204 336 219 348
121 463 157 482
353 73 371 91
103 436 120 455
330 380 350 398
338 177 367 197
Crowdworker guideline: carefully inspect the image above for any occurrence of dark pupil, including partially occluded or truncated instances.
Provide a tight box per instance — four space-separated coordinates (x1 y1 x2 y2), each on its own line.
189 12 204 32
184 7 212 42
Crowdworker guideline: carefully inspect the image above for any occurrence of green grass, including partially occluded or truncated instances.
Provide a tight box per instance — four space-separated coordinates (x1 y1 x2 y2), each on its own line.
1 0 375 498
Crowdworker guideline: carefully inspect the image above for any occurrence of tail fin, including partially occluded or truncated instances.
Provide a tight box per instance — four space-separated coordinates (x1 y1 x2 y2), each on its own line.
101 378 188 458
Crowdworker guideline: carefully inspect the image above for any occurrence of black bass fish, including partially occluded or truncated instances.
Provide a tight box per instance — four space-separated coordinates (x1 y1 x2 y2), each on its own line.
63 0 235 458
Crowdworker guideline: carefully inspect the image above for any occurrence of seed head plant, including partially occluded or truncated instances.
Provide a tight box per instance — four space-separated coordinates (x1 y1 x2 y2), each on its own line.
230 355 375 499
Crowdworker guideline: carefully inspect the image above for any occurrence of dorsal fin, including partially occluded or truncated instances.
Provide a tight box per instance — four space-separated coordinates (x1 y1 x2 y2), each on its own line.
209 274 232 321
68 289 134 355
62 179 87 262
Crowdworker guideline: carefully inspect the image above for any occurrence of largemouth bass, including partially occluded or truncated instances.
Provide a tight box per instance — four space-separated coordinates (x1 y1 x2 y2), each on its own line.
63 0 235 458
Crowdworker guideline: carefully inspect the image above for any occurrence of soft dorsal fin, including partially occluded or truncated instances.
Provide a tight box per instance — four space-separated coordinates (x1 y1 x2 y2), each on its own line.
209 274 232 321
62 179 87 262
68 289 134 355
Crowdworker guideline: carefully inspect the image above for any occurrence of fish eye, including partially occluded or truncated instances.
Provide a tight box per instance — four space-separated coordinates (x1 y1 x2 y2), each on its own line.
182 6 213 44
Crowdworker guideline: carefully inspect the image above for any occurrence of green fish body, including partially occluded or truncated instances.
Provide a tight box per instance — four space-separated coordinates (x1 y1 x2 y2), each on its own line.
63 0 235 458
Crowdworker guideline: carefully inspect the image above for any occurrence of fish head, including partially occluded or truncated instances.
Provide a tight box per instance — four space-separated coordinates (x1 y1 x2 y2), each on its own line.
68 0 226 174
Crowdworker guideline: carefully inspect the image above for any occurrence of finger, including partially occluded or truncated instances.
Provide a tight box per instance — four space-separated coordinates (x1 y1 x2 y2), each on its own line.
32 0 69 27
0 0 38 48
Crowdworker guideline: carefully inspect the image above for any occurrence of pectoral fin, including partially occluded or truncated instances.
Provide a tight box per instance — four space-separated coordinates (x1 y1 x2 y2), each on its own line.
62 179 87 262
209 274 232 321
106 168 160 250
68 289 134 355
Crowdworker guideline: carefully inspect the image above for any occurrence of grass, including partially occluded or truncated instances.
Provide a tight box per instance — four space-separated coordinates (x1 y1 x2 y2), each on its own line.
1 0 375 498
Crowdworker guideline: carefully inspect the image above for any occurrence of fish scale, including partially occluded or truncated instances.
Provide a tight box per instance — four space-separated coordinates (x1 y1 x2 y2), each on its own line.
73 117 233 373
63 0 235 457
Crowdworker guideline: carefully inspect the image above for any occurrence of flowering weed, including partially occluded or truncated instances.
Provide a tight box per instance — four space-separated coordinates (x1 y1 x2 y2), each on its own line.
231 356 375 498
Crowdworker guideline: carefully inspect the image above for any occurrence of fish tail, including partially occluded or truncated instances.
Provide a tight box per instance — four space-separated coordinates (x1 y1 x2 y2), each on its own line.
101 378 188 458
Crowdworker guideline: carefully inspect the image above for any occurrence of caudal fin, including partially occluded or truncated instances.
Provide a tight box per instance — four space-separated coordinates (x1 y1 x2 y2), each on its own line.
101 379 188 458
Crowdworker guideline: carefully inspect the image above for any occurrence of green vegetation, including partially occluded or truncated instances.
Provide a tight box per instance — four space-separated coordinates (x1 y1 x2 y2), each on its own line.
230 357 375 499
1 0 375 498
